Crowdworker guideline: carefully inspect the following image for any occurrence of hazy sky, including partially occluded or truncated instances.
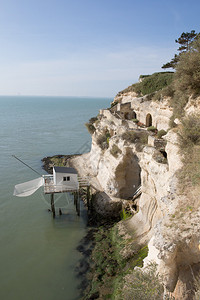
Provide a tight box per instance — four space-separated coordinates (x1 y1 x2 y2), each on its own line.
0 0 199 97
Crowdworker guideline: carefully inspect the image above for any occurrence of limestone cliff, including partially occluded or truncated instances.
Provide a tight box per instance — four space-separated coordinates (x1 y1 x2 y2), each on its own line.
70 92 200 299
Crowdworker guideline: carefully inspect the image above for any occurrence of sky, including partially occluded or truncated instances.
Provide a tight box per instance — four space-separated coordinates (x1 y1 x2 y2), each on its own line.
0 0 200 97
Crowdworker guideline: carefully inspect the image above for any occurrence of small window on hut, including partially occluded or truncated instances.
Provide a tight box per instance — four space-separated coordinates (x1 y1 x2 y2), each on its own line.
63 176 70 181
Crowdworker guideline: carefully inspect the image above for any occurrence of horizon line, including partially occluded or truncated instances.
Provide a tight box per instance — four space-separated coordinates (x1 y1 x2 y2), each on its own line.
0 94 114 99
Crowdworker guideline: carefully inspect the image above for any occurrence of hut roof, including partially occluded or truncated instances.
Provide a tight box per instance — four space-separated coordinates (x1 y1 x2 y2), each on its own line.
53 166 78 174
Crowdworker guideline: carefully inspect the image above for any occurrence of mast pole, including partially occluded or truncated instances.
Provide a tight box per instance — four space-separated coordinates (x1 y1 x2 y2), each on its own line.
12 155 42 177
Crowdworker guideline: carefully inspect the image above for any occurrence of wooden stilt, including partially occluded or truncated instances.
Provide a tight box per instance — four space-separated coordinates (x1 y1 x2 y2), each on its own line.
73 192 76 205
51 193 56 218
86 186 90 210
74 192 78 213
77 193 80 216
90 194 94 212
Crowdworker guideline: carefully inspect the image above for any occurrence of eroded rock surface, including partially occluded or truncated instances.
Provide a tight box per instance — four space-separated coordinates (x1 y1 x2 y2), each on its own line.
69 92 200 299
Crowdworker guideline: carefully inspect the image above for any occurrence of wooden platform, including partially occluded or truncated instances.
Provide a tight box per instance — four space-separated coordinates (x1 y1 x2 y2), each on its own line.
43 179 90 194
44 185 79 194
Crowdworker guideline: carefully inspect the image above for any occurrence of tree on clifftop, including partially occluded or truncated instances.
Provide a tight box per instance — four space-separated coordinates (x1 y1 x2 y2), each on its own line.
162 30 199 69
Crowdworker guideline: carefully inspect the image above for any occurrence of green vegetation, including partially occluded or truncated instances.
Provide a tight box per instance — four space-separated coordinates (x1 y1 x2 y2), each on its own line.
122 130 148 152
97 134 109 150
161 34 200 120
110 144 122 158
132 118 139 123
147 126 157 133
97 130 111 150
162 30 199 69
89 116 98 124
120 209 132 220
152 84 175 102
46 155 66 167
178 114 200 187
122 130 148 144
157 129 167 139
85 116 98 135
115 262 165 300
179 114 200 147
139 74 151 80
119 72 174 96
85 122 96 134
84 224 150 300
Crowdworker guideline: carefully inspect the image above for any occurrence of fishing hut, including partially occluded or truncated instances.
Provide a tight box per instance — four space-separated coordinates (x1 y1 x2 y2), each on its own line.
13 156 91 218
44 167 79 194
43 166 83 218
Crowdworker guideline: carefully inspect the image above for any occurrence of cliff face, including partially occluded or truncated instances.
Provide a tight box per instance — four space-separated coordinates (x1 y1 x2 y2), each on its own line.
71 92 200 299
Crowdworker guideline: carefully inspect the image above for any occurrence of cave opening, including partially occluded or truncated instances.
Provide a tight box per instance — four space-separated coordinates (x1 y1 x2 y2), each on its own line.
132 111 137 119
115 149 141 200
160 149 167 159
146 113 152 127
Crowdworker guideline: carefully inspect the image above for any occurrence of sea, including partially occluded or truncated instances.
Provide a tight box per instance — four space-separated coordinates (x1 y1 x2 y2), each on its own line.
0 96 111 300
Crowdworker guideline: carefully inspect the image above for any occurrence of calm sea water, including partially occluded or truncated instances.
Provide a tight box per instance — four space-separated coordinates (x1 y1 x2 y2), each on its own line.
0 96 111 300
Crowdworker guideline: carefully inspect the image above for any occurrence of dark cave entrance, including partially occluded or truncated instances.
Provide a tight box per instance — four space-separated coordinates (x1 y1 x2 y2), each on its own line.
146 113 152 127
115 149 141 200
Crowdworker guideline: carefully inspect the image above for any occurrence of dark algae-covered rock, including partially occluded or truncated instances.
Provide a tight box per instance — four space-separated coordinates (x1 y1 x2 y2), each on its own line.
41 154 81 173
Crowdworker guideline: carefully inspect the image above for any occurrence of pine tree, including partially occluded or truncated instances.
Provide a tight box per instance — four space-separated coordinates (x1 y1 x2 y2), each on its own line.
162 30 198 69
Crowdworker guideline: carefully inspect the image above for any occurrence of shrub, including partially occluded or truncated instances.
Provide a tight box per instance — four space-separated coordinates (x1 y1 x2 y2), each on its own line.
110 144 122 158
147 126 157 133
96 134 109 150
153 84 175 101
179 113 200 148
178 114 200 187
169 115 177 128
85 123 96 134
157 129 167 139
170 36 200 118
120 209 132 220
132 118 139 123
122 130 148 144
122 130 148 152
120 263 164 300
89 116 98 124
174 37 200 97
111 101 118 108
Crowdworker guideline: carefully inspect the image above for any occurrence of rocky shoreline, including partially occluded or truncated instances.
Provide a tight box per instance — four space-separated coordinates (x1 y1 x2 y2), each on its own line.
41 154 81 173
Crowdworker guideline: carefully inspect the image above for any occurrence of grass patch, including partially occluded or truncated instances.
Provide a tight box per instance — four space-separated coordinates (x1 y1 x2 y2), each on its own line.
118 262 165 300
84 223 149 300
119 72 174 97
